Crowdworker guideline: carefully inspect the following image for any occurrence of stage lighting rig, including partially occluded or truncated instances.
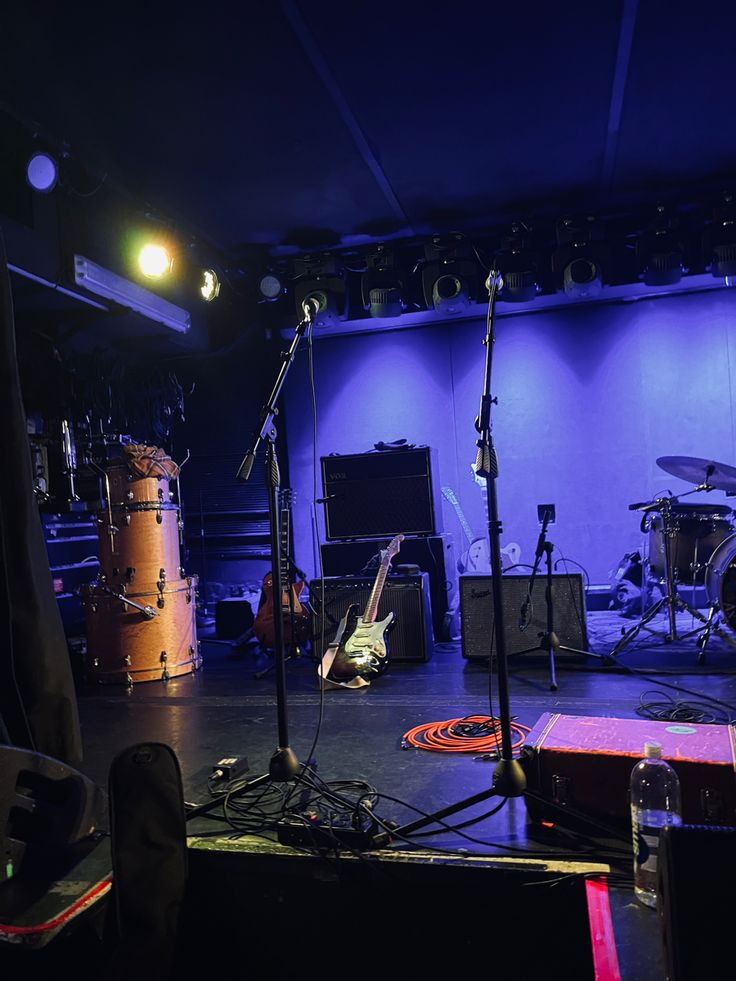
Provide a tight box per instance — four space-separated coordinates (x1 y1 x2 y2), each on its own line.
361 247 405 318
26 151 59 193
496 223 540 303
257 270 287 303
552 216 608 299
635 206 686 286
293 255 348 328
704 193 736 282
420 236 481 315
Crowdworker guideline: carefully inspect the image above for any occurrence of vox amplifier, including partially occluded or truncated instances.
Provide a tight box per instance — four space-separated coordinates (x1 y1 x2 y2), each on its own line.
320 447 439 540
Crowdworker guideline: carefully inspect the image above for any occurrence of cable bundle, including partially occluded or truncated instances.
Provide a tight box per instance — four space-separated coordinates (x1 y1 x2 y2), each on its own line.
402 715 531 753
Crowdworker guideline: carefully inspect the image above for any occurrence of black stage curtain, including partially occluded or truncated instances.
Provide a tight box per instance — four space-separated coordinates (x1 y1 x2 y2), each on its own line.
0 231 82 766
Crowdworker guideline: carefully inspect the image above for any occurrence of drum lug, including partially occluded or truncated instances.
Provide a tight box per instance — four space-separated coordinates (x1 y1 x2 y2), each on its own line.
92 657 99 668
125 673 133 688
158 488 164 503
126 490 134 501
157 596 166 609
124 655 132 666
179 566 186 579
125 567 135 583
156 510 163 524
124 513 131 526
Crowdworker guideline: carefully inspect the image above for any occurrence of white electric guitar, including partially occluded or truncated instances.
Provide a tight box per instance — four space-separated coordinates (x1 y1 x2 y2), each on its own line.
442 486 521 572
327 534 404 682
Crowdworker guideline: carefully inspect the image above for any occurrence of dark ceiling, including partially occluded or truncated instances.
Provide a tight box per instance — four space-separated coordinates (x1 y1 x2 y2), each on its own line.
2 0 736 264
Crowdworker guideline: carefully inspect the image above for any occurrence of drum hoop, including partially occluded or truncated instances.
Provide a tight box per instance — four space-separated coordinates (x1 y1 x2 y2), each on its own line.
102 502 178 513
82 578 197 600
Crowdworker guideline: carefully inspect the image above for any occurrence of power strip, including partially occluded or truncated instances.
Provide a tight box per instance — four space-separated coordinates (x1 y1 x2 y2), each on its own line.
276 815 379 851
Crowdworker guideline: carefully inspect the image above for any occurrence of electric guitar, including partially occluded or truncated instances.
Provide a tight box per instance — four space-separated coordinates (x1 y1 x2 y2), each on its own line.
327 533 404 682
253 489 311 650
441 486 492 573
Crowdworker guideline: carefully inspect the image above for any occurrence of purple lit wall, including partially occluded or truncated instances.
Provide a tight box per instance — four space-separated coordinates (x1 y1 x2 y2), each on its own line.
283 289 736 594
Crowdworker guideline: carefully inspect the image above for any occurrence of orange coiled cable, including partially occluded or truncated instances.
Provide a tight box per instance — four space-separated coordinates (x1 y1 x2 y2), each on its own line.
402 714 531 753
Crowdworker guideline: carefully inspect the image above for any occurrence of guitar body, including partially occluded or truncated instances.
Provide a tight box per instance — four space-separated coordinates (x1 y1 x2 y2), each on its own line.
330 607 394 681
253 574 311 649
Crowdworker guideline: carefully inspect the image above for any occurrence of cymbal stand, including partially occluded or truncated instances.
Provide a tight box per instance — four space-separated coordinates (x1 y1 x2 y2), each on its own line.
610 494 734 659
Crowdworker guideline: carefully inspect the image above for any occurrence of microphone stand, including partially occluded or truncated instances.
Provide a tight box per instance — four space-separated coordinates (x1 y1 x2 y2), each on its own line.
513 509 600 690
375 270 526 847
234 298 316 784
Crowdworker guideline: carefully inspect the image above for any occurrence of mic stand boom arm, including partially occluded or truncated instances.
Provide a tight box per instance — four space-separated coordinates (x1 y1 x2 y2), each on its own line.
235 299 316 783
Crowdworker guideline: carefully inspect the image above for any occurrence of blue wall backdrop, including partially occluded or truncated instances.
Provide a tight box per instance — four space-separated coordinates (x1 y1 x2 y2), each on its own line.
283 288 736 596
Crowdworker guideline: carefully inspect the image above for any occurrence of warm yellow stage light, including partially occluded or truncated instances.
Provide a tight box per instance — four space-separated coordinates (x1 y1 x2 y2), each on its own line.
139 243 173 278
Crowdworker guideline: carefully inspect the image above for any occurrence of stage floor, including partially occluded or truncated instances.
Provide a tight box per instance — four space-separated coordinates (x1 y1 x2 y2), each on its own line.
58 606 736 980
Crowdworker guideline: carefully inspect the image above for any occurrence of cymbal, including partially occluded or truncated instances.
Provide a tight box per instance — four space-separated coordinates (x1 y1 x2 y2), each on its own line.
656 455 736 491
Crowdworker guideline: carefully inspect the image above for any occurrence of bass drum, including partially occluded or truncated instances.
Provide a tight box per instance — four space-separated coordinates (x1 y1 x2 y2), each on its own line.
704 534 736 631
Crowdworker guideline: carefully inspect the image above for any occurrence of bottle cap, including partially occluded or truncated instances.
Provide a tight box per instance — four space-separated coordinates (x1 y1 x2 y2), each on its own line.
644 741 662 758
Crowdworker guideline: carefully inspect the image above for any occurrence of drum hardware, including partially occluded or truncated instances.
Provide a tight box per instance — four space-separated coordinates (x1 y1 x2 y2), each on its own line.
612 491 736 660
84 581 159 619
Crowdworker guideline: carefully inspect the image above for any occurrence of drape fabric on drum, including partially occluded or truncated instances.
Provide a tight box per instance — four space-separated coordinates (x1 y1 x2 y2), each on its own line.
0 230 82 766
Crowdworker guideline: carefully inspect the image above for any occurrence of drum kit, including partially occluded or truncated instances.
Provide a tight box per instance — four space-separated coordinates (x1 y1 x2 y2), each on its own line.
78 445 201 685
613 455 736 661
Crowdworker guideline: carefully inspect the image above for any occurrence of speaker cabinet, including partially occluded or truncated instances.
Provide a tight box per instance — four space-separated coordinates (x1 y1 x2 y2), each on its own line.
659 824 736 980
459 573 587 660
319 534 455 640
320 447 439 540
308 574 434 662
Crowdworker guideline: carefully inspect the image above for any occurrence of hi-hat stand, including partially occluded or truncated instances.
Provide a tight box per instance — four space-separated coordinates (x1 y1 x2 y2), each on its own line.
375 270 526 848
512 509 603 690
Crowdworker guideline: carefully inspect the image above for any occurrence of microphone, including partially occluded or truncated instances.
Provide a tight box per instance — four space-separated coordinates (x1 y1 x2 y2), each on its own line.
302 296 321 321
485 270 504 293
518 597 529 629
534 508 552 563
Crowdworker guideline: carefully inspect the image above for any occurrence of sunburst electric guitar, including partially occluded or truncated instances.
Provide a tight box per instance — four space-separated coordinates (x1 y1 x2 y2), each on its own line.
253 489 310 651
327 533 404 682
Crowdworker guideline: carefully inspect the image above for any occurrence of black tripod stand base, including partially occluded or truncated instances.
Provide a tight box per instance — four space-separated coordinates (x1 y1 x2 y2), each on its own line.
269 747 300 782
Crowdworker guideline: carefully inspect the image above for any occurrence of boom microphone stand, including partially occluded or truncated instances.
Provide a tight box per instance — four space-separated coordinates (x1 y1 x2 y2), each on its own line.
234 298 318 784
376 270 526 846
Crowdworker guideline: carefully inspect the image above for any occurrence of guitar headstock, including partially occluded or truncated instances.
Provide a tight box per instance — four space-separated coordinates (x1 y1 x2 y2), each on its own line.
383 533 404 564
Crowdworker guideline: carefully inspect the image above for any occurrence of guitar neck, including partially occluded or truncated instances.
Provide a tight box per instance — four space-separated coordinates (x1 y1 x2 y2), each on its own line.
364 561 390 623
279 491 291 587
442 488 474 544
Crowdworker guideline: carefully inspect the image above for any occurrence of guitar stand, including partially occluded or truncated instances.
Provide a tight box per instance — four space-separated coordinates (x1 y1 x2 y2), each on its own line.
512 538 607 691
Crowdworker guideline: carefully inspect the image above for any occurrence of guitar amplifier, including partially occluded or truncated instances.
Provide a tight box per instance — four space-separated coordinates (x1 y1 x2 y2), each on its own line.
460 573 587 661
320 447 439 540
319 534 455 640
308 574 434 662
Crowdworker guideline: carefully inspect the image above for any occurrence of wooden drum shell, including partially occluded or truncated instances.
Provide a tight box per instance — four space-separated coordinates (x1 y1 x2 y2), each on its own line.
81 577 200 684
104 465 174 508
97 505 182 586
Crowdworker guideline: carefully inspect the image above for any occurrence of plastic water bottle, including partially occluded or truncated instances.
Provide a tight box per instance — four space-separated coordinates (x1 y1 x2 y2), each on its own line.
630 740 682 908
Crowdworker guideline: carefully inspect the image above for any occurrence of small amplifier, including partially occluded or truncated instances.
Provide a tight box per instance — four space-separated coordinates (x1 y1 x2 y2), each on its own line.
320 447 439 540
460 573 587 660
319 534 455 640
308 574 434 662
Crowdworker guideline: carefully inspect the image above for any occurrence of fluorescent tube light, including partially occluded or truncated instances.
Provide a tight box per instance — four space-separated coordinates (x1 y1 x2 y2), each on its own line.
73 254 191 333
